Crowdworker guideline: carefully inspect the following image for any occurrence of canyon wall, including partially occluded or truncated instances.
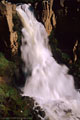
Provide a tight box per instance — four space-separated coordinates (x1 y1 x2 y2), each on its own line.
0 0 80 62
0 0 56 58
53 0 80 61
0 0 18 58
34 0 56 35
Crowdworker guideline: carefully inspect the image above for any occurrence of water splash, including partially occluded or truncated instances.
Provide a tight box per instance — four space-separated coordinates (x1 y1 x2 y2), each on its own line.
16 4 80 120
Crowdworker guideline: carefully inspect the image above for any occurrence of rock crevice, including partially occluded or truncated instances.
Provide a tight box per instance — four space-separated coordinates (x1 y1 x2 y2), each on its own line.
34 0 56 35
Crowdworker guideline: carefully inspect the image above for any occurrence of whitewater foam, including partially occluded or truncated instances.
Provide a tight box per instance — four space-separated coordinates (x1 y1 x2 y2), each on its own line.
16 4 80 120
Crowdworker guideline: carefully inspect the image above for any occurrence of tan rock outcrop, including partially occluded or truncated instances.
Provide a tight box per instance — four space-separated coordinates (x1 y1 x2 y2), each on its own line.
35 0 56 35
42 0 56 35
0 0 56 58
0 0 18 57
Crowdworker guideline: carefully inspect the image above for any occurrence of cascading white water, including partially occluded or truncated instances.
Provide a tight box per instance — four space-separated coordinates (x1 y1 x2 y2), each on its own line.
16 4 80 120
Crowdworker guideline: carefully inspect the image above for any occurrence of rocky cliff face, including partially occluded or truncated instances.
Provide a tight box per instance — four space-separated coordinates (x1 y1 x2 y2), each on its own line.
34 0 80 62
0 0 18 58
0 0 56 58
53 0 80 61
0 0 80 62
34 0 56 35
41 0 56 35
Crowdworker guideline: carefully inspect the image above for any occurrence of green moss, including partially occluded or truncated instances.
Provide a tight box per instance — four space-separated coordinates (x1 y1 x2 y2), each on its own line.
62 52 70 63
0 52 16 76
0 52 33 118
0 82 32 119
0 53 9 67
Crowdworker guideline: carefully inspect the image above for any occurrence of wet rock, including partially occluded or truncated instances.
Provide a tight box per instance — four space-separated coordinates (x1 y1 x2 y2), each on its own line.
22 96 45 120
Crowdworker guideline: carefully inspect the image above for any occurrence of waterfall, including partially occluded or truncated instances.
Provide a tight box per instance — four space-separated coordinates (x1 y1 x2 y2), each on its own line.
16 4 80 120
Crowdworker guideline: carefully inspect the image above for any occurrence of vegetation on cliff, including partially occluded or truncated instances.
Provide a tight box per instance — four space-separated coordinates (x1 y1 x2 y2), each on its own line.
0 52 45 119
